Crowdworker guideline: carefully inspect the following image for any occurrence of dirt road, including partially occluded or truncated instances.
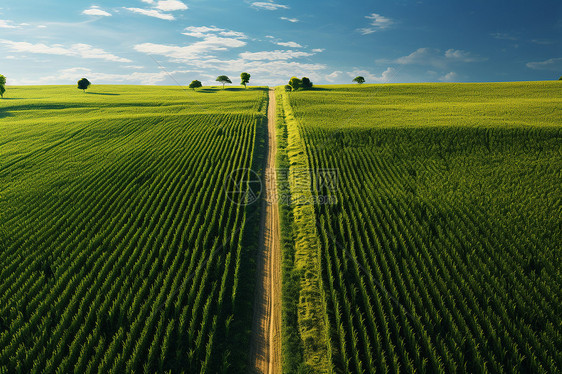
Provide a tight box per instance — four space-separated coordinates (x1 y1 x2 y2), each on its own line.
249 88 282 374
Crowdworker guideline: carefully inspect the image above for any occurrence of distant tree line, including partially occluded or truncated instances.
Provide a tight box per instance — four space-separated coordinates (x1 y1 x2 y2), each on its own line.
188 72 252 91
5 72 562 97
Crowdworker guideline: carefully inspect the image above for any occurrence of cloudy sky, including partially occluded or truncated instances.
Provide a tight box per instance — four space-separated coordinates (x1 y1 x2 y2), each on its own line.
0 0 560 86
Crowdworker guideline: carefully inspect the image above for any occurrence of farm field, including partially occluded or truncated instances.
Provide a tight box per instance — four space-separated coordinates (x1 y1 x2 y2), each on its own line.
278 82 562 373
0 85 268 373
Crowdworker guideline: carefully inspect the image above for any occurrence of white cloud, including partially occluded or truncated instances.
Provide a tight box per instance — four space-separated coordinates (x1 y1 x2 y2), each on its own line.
134 42 326 86
220 30 247 38
141 0 155 3
347 67 395 83
13 67 194 85
186 26 223 33
124 65 145 69
124 7 175 20
251 1 289 11
72 44 132 62
240 50 313 61
0 39 132 62
394 48 442 66
280 17 298 23
155 0 187 11
444 48 481 62
265 35 275 39
385 48 485 68
82 6 112 17
135 36 247 61
526 57 562 70
325 70 343 82
133 25 329 85
0 20 19 28
182 26 247 40
359 13 393 34
439 71 458 82
277 41 302 48
183 26 223 37
312 48 324 53
136 28 248 62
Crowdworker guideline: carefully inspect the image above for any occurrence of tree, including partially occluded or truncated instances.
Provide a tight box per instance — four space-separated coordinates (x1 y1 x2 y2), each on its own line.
559 76 562 80
240 72 251 88
216 75 232 89
288 77 302 91
189 80 202 90
353 76 366 84
288 77 313 91
77 78 91 92
0 74 6 98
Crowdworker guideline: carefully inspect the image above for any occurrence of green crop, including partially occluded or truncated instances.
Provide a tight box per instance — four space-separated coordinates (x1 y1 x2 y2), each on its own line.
0 85 268 373
279 81 562 373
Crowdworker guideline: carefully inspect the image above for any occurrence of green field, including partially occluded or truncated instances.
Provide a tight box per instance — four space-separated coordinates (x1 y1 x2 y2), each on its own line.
278 82 561 372
1 82 561 373
0 85 267 372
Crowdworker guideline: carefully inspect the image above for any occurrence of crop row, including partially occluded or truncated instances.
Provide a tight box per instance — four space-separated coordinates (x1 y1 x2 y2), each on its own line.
0 102 266 372
284 84 561 373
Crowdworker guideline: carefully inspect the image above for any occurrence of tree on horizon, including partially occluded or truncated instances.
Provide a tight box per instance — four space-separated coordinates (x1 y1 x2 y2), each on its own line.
77 78 91 92
240 72 251 88
216 75 232 89
189 80 202 90
353 76 365 84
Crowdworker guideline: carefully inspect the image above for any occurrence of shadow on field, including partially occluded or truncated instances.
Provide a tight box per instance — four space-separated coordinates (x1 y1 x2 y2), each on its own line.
0 98 25 100
226 87 269 92
86 92 121 96
0 111 14 119
2 104 86 111
196 89 219 94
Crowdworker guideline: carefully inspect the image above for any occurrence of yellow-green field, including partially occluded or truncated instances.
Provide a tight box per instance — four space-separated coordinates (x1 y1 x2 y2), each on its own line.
278 81 561 373
1 82 561 373
0 85 267 373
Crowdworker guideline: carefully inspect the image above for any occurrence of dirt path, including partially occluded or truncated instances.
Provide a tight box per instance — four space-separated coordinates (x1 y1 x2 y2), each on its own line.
249 88 282 374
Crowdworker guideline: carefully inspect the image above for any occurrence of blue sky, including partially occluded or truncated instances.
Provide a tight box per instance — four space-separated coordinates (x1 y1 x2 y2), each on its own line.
0 0 560 86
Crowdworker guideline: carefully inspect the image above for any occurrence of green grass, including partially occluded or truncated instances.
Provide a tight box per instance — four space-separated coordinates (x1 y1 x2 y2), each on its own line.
2 82 561 373
280 81 562 373
0 85 268 373
291 81 561 129
276 87 332 373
